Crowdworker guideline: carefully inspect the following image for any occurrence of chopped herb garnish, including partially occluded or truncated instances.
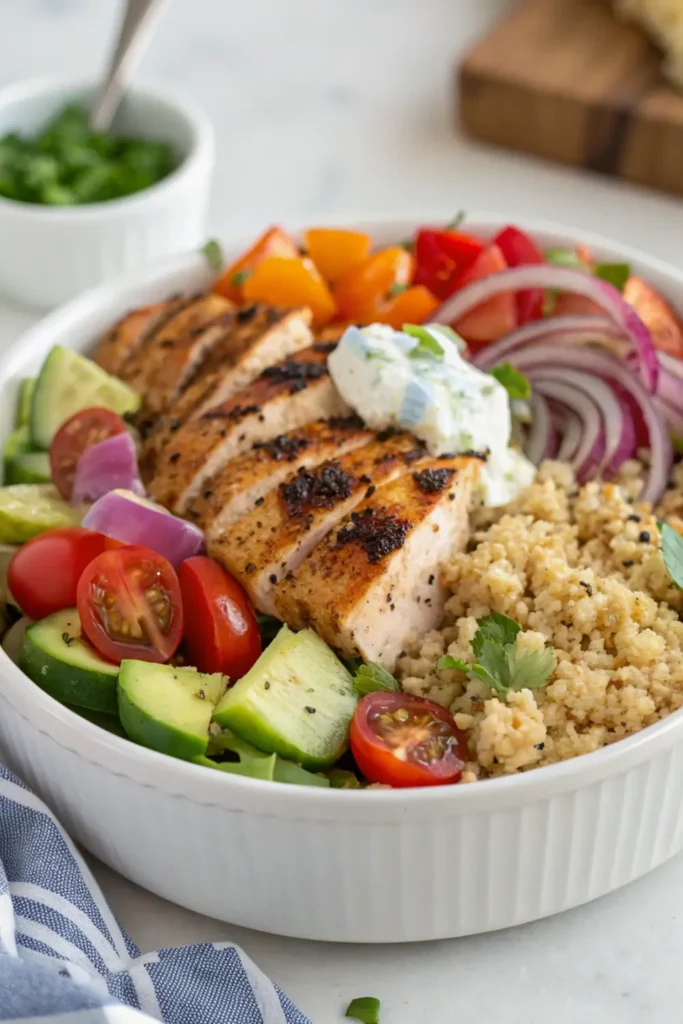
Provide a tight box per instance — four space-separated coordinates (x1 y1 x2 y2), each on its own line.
438 613 555 699
202 729 329 787
201 238 223 272
445 210 466 230
327 768 362 789
545 247 586 269
403 323 445 359
255 613 282 648
353 662 399 695
346 996 381 1024
387 282 411 298
490 362 531 401
231 268 252 287
594 262 630 292
400 238 414 252
658 521 683 588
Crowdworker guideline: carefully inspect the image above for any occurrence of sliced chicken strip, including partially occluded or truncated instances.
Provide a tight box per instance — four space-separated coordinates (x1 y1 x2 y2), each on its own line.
187 416 371 537
118 293 232 391
147 346 350 513
90 295 192 375
209 434 435 616
274 456 481 671
139 306 312 474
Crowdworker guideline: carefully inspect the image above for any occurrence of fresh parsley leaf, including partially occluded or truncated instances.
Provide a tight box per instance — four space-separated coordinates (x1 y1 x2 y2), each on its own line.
403 323 445 359
201 238 223 272
594 262 630 292
427 323 465 349
490 363 531 401
387 282 410 298
658 521 683 588
505 644 556 692
445 211 466 230
346 997 381 1024
474 613 521 650
353 663 399 695
231 268 252 287
327 768 362 789
438 654 470 672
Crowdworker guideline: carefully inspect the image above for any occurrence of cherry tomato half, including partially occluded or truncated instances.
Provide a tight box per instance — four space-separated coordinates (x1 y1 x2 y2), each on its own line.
451 244 518 345
492 225 545 324
8 527 108 621
350 691 468 788
50 407 127 500
177 556 261 680
413 227 484 300
77 546 183 664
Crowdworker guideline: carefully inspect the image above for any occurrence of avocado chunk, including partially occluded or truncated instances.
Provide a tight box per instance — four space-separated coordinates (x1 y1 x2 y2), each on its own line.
118 660 228 760
30 345 140 448
20 608 119 714
0 484 87 543
212 625 358 770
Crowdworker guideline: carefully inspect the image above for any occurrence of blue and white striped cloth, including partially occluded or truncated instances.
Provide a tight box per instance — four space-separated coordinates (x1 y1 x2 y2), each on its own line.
0 763 310 1024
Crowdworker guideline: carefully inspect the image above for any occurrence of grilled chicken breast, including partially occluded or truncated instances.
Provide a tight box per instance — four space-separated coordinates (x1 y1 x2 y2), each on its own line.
147 346 350 512
274 456 480 670
139 306 313 475
209 434 432 616
118 293 232 392
91 295 191 375
187 417 371 537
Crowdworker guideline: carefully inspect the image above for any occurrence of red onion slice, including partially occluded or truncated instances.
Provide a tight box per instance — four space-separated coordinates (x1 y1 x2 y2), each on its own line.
508 345 671 504
437 265 659 390
72 432 144 505
531 378 604 482
525 393 557 465
656 351 683 410
553 405 582 463
82 489 204 567
472 315 628 371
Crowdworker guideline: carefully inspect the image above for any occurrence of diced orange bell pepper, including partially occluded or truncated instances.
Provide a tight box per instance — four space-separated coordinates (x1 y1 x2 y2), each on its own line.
242 256 336 328
334 247 415 324
213 226 299 303
375 286 440 329
304 228 372 284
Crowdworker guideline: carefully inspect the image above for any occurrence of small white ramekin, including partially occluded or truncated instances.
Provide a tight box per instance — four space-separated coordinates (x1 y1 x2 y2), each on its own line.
0 77 214 309
2 217 683 943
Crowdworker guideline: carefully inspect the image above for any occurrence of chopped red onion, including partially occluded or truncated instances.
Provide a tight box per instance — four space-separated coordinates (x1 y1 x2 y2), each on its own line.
72 432 144 505
525 393 557 465
472 314 628 371
82 489 204 567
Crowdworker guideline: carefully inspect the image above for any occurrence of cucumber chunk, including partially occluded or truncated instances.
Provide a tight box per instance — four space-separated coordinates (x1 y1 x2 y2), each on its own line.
3 428 51 484
118 660 228 760
30 345 140 448
20 608 119 714
16 378 35 428
0 484 86 543
212 625 358 770
71 706 129 738
2 616 30 663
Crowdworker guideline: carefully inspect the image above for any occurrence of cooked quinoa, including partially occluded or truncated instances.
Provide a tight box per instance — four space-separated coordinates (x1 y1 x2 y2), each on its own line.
396 458 683 780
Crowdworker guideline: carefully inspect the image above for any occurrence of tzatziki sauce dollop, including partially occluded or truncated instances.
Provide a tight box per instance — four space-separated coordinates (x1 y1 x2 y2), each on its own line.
327 323 536 506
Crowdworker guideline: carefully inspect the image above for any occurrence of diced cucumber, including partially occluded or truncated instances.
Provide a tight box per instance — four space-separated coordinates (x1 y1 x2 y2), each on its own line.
16 378 35 428
3 428 50 484
30 345 140 449
20 608 119 714
0 484 86 543
118 660 228 760
2 616 30 663
212 626 358 770
0 543 19 608
71 706 129 738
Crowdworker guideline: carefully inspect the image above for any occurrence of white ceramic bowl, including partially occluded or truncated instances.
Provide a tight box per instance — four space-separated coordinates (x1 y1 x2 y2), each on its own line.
0 77 214 309
0 216 682 943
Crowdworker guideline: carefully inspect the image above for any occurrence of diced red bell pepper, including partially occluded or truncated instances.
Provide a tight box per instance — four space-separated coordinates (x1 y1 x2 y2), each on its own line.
452 245 518 344
413 228 484 300
493 225 545 323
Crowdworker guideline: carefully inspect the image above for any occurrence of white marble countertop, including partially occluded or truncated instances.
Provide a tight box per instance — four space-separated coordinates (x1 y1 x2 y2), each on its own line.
1 0 683 1021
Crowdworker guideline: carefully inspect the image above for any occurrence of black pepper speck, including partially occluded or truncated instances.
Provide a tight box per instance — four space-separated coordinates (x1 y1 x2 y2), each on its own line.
639 531 651 543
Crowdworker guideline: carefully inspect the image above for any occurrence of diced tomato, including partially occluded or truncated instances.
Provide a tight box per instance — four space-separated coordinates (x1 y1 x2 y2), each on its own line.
413 228 484 300
623 276 683 358
493 225 545 323
177 556 261 680
451 245 518 344
304 228 371 284
213 226 299 303
8 527 108 621
375 285 440 329
77 546 183 664
334 247 415 324
350 691 468 788
49 408 127 501
242 255 336 328
552 293 604 318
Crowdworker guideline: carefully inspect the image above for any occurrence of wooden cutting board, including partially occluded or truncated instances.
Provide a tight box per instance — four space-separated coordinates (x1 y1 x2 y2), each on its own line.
459 0 683 197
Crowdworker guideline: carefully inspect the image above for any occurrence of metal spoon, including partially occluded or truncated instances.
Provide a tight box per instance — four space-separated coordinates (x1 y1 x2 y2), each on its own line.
90 0 167 132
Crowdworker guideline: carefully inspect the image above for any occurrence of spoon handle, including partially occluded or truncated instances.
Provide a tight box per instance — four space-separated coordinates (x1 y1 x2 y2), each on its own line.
90 0 167 132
